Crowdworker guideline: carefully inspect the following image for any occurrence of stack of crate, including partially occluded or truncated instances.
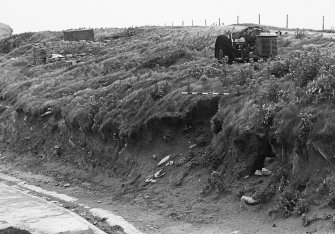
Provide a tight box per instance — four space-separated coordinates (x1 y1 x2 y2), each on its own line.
32 43 47 65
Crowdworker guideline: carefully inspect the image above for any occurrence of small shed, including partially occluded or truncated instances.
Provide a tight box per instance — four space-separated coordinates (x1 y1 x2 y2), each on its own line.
63 29 94 41
256 33 278 57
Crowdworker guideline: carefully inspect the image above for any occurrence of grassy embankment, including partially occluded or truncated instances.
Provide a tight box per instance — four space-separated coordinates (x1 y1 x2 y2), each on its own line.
1 26 335 221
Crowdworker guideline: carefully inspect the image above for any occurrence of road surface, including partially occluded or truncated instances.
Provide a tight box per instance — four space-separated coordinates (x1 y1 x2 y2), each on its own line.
0 181 106 234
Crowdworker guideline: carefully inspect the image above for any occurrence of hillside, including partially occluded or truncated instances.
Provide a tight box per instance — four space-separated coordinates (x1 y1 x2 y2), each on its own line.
1 26 335 233
0 22 13 38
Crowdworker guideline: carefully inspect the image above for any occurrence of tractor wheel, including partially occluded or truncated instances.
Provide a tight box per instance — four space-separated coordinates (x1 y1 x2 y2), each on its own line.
218 48 224 60
215 35 233 62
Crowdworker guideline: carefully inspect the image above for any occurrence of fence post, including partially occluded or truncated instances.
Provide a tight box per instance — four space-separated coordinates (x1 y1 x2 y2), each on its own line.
286 15 288 29
205 19 207 26
192 19 193 26
237 16 239 24
219 18 221 26
323 16 325 30
258 14 260 25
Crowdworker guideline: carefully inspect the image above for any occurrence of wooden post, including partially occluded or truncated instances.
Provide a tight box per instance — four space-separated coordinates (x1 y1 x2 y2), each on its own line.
192 19 193 26
323 16 325 30
172 22 173 27
205 19 207 26
237 16 239 24
258 14 260 25
219 18 221 26
182 21 184 26
286 15 288 29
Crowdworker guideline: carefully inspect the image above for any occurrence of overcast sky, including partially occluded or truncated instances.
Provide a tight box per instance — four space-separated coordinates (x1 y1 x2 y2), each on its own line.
1 0 334 33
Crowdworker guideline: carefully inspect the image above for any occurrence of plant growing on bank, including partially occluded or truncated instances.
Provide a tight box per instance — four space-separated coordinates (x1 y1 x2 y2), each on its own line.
286 49 323 87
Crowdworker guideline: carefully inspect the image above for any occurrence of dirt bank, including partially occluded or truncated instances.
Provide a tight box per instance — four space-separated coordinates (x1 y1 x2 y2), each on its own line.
1 26 335 233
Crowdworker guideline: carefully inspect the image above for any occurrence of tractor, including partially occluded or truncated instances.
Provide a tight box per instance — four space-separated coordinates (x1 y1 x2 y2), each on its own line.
215 26 278 64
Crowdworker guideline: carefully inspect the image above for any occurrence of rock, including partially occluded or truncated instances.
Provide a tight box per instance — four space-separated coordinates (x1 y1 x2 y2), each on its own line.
41 111 52 117
261 168 272 176
63 183 70 187
165 161 174 166
153 154 156 160
154 169 166 178
189 144 197 149
97 201 102 203
157 155 171 166
272 224 276 227
241 195 259 205
254 170 262 176
50 54 65 59
145 175 157 183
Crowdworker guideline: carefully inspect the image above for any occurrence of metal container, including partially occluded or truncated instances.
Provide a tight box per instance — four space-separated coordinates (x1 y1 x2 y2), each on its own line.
256 33 278 57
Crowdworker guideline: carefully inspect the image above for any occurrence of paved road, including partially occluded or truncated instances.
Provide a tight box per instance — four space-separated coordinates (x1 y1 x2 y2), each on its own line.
0 182 106 234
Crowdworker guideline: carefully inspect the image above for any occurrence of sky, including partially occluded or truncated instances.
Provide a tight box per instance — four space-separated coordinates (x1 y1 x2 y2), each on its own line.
1 0 334 33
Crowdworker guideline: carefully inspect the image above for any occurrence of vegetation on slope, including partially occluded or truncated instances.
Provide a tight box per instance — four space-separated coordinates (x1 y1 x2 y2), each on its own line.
1 26 335 223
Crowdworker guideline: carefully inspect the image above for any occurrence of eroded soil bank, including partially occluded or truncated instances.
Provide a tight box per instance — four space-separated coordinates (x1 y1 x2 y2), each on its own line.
1 26 335 233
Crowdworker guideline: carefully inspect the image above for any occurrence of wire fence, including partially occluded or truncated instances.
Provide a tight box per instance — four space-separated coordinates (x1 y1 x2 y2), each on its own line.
163 15 334 32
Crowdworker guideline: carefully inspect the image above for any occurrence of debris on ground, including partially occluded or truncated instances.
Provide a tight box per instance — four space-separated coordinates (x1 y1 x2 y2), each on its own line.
241 195 259 205
157 155 171 166
145 175 157 184
255 170 262 176
261 168 272 176
41 108 53 117
254 168 272 176
189 144 197 149
165 161 174 166
154 169 166 178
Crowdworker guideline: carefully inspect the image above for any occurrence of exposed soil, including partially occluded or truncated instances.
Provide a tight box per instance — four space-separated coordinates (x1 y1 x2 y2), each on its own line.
1 151 335 234
0 100 334 234
1 26 335 234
